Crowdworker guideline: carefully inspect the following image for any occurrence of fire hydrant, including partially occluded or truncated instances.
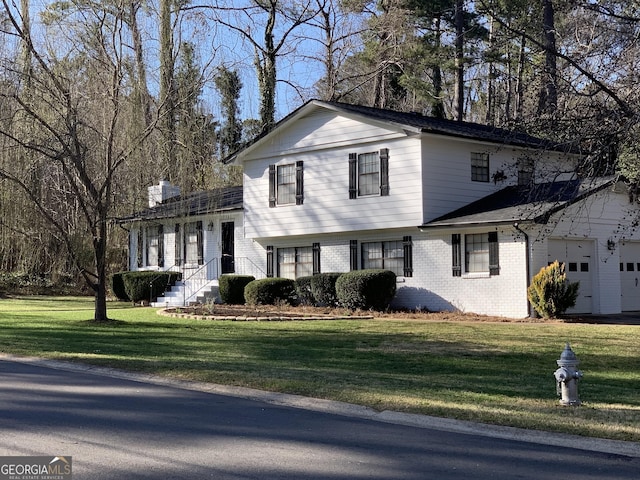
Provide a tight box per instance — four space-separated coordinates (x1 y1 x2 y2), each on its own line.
554 343 583 406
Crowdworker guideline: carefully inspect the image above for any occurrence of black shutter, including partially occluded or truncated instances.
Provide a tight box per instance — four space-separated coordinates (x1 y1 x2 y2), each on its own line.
403 236 413 277
348 153 357 199
380 148 389 196
296 160 304 205
196 221 204 265
136 228 143 268
452 234 462 277
489 231 500 275
174 224 181 266
269 164 276 207
144 227 149 267
266 246 274 277
313 242 321 274
350 240 358 271
157 225 164 267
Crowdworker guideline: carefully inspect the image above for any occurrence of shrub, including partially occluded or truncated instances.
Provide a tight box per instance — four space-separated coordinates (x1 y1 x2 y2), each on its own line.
310 272 343 307
219 274 255 304
295 276 315 306
335 269 396 311
110 271 130 301
123 271 182 304
244 278 297 306
528 260 580 318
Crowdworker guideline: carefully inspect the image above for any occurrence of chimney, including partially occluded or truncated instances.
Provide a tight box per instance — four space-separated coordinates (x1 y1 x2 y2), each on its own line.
148 180 181 207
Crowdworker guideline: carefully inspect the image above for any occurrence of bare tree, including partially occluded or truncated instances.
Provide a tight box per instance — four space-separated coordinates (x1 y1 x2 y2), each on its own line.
0 0 156 321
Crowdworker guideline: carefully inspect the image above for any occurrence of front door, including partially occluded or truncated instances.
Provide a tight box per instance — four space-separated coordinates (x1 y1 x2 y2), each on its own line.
221 222 235 274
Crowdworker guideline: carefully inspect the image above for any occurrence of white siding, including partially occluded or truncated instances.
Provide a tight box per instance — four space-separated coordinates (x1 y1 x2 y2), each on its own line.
243 111 423 239
421 137 577 222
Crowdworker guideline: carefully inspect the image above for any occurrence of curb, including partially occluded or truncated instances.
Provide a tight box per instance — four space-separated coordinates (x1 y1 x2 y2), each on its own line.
1 353 639 459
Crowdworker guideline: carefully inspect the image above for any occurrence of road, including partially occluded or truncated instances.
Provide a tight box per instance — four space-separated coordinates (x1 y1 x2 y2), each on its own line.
0 357 638 479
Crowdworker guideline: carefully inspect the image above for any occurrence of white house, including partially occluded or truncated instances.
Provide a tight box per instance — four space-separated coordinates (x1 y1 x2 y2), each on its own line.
119 100 640 317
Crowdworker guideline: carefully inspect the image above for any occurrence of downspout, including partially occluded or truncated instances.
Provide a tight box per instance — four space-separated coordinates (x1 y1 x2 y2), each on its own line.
513 222 532 317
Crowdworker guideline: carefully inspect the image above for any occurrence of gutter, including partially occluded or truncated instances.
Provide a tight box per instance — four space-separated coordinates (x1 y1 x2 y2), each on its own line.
513 222 532 318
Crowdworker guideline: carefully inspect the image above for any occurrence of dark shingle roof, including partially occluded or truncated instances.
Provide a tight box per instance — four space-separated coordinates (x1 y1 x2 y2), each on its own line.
117 185 242 224
318 101 563 150
421 177 616 229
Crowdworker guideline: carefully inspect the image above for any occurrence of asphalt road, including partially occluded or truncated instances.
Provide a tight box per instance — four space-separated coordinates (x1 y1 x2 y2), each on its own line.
0 356 638 480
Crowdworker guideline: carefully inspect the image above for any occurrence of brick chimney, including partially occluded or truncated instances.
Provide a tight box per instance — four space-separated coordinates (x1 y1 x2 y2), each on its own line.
148 180 181 207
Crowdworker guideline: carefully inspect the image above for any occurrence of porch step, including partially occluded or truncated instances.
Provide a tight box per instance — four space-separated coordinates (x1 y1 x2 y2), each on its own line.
151 280 220 308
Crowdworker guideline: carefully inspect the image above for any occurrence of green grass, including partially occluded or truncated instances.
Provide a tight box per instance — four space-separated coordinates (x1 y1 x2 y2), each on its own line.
0 296 639 442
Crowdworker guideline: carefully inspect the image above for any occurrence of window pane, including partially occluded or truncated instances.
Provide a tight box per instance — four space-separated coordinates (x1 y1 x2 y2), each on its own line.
362 241 404 276
278 247 313 279
185 222 199 263
277 164 296 205
358 152 379 196
296 247 313 278
278 247 296 279
471 153 489 182
147 228 159 266
465 233 489 272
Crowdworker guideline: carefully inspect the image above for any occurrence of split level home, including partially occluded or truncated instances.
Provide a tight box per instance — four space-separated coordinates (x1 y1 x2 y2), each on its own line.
117 100 640 318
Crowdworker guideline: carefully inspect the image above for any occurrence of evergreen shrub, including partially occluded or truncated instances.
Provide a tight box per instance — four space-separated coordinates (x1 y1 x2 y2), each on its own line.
295 276 315 306
219 274 255 304
244 278 297 306
528 260 580 318
123 271 182 304
310 272 343 307
335 269 396 311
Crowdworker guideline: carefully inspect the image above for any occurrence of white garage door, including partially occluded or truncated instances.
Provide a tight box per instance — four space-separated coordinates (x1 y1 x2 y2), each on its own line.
620 242 640 311
547 239 593 314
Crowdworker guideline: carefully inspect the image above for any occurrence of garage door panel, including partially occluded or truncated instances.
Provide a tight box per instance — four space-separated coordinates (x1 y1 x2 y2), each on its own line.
620 242 640 311
548 239 593 314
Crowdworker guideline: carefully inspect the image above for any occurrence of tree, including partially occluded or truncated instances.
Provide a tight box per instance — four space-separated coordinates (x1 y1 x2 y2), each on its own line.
211 0 320 132
214 66 243 157
0 0 155 321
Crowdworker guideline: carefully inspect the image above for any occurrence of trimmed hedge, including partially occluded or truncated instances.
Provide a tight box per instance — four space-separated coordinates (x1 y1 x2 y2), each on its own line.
295 276 315 306
244 278 297 306
335 269 396 311
219 274 255 304
110 271 129 301
310 272 342 307
123 271 182 304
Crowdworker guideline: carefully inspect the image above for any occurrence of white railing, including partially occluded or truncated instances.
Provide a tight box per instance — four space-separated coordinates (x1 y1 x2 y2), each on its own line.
233 257 267 279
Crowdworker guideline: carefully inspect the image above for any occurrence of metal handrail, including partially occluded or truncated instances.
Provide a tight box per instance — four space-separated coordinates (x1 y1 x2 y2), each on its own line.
182 258 219 305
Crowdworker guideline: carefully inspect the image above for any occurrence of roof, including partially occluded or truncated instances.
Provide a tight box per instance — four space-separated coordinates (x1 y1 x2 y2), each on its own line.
117 185 243 224
226 100 574 163
420 176 617 230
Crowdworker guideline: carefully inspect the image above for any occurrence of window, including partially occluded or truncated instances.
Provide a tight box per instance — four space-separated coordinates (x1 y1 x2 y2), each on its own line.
452 232 499 276
349 149 389 198
471 152 489 182
518 157 534 186
184 221 203 265
361 240 407 276
465 233 489 272
145 225 163 267
277 246 317 279
269 161 303 207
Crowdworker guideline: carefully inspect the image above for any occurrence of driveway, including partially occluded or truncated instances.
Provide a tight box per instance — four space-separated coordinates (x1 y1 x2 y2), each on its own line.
0 356 638 479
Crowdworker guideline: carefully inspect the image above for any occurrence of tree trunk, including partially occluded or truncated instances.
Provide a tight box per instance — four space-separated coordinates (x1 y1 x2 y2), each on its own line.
159 0 176 174
538 0 557 115
432 16 445 119
454 0 465 121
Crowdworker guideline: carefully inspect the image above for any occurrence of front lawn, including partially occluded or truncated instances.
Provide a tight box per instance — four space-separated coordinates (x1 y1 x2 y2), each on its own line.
0 296 638 442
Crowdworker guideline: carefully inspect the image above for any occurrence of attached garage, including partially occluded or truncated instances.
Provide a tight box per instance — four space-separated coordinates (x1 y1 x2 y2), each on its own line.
548 239 594 314
620 242 640 311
